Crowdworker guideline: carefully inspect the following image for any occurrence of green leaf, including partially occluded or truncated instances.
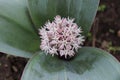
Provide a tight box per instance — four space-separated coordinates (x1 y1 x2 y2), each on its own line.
27 0 99 35
0 0 40 58
21 47 120 80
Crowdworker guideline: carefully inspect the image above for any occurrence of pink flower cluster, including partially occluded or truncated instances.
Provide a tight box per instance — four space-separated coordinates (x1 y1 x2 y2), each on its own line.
39 15 84 58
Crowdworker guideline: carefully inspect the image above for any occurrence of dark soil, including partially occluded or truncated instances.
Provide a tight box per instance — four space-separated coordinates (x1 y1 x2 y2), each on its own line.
0 53 28 80
0 0 120 80
88 0 120 61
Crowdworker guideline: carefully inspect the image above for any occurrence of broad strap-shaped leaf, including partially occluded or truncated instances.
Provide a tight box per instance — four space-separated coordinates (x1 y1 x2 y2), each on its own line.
0 0 40 58
27 0 99 35
21 47 120 80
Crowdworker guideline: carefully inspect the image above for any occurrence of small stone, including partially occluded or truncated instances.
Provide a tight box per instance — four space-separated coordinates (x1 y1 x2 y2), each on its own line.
101 40 109 49
12 66 18 72
117 30 120 37
4 64 8 67
0 63 1 66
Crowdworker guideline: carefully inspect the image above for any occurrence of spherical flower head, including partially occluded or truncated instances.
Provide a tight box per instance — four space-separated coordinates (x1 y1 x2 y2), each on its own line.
39 15 85 58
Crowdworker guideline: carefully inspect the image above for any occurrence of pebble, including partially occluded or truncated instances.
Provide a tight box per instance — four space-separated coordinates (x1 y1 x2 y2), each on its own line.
12 66 18 72
117 30 120 37
4 64 8 67
101 40 109 48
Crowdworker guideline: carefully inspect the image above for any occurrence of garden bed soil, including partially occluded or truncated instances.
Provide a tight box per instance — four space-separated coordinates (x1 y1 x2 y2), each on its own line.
0 0 120 80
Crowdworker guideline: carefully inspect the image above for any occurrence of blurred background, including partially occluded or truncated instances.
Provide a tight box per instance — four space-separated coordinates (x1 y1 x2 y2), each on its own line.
0 0 120 80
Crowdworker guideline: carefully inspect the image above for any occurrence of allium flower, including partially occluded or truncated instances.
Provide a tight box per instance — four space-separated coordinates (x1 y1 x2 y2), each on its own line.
39 15 85 58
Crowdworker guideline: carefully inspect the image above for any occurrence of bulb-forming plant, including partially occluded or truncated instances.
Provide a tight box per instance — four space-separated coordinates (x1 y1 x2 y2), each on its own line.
0 0 120 80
